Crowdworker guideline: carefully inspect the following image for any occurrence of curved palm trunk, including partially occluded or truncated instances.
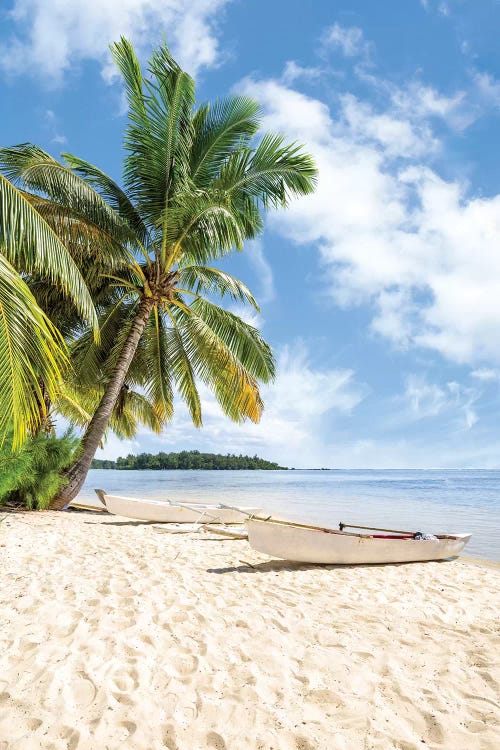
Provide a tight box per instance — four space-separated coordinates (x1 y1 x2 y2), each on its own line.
50 297 155 509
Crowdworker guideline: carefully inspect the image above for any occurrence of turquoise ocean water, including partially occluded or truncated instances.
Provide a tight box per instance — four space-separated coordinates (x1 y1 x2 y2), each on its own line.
79 469 500 562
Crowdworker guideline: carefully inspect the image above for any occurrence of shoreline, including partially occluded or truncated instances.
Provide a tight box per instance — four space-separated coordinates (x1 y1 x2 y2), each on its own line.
1 510 498 749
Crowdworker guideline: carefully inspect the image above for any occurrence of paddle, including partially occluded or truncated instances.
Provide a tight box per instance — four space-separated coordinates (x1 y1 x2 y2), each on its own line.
339 522 415 535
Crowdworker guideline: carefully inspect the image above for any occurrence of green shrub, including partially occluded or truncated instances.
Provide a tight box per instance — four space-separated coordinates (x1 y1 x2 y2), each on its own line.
0 431 80 509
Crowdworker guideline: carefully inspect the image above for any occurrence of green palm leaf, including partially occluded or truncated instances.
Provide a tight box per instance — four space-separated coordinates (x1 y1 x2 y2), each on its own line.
140 308 174 423
0 254 67 448
61 153 152 251
178 266 260 309
190 96 261 185
220 133 318 208
0 146 134 249
0 173 97 329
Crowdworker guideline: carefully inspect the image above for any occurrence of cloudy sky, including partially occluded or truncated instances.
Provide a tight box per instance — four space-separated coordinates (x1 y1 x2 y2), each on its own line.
2 0 500 467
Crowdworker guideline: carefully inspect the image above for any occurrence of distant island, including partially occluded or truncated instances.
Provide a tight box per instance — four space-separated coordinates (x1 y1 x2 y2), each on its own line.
91 450 287 470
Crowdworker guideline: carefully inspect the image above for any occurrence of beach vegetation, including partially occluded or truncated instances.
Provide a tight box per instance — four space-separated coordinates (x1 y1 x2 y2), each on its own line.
92 450 286 470
0 431 80 510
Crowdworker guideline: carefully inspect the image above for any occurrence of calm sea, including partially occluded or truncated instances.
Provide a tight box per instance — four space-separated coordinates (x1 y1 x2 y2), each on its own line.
79 469 500 562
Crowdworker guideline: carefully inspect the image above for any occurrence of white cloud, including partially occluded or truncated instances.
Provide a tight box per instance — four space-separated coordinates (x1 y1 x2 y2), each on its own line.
339 93 438 158
322 23 370 60
44 109 67 145
471 368 500 382
281 61 322 86
390 83 472 131
420 1 452 15
245 240 275 305
0 0 230 82
402 375 479 428
473 71 500 108
94 434 140 461
238 73 500 365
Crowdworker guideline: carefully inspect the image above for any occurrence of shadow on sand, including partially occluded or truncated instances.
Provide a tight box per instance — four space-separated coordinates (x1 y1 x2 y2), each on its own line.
207 557 458 574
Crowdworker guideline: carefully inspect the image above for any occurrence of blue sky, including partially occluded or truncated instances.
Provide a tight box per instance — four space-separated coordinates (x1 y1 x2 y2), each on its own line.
2 0 500 467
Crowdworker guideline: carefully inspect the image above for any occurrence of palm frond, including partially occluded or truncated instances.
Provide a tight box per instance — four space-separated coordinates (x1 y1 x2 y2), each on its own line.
0 145 134 248
184 297 274 382
190 96 261 185
71 295 139 386
220 133 318 208
178 266 260 309
180 312 263 423
0 173 97 330
112 38 195 234
166 192 244 263
163 309 202 425
57 381 162 438
61 153 152 251
22 191 127 269
139 308 174 423
0 254 68 448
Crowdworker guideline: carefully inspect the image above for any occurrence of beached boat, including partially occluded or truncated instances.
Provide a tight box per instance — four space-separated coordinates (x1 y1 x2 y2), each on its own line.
96 490 260 524
245 517 471 564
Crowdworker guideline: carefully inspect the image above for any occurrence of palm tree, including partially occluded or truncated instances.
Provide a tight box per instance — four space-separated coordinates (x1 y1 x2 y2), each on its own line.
0 38 317 508
0 175 96 449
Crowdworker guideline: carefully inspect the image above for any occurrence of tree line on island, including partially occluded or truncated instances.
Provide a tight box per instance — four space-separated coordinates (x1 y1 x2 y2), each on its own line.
0 37 316 510
92 450 286 470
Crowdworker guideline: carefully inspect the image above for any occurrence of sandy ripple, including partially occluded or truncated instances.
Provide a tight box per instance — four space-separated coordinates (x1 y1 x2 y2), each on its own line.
0 511 498 749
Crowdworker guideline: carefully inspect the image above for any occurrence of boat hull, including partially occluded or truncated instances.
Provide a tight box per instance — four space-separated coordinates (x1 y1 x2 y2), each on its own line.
103 494 259 523
246 519 471 564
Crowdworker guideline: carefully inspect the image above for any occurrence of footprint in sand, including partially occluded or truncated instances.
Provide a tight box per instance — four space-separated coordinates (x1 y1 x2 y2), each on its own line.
206 731 227 750
26 718 43 731
270 618 289 633
306 688 343 706
119 720 137 738
173 701 198 726
65 671 97 710
314 628 340 647
177 635 207 656
169 654 199 677
161 723 179 750
52 611 79 638
59 725 81 750
293 736 316 750
109 666 139 695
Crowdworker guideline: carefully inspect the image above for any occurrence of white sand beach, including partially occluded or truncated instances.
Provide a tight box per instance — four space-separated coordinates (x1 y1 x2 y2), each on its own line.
0 510 498 750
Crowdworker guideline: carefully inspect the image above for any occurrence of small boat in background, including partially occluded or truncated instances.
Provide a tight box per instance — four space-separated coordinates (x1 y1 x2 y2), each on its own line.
95 490 260 524
245 517 471 564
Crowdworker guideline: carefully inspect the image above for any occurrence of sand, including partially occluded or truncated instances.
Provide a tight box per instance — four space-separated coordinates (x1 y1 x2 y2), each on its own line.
0 511 498 750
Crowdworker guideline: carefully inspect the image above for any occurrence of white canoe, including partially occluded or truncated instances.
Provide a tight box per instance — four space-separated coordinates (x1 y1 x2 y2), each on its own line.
246 518 471 564
98 491 260 524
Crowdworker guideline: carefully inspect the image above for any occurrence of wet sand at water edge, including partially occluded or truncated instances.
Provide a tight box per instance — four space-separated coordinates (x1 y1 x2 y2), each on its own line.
0 510 498 749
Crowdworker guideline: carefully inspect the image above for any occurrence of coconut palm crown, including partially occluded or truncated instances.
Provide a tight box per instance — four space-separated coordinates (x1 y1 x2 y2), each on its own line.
0 38 317 507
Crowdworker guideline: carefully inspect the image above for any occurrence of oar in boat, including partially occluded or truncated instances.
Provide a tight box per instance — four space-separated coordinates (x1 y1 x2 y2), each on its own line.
339 522 415 535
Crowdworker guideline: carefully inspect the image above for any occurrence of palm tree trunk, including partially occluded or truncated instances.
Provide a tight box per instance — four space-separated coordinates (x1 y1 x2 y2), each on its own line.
50 297 155 509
